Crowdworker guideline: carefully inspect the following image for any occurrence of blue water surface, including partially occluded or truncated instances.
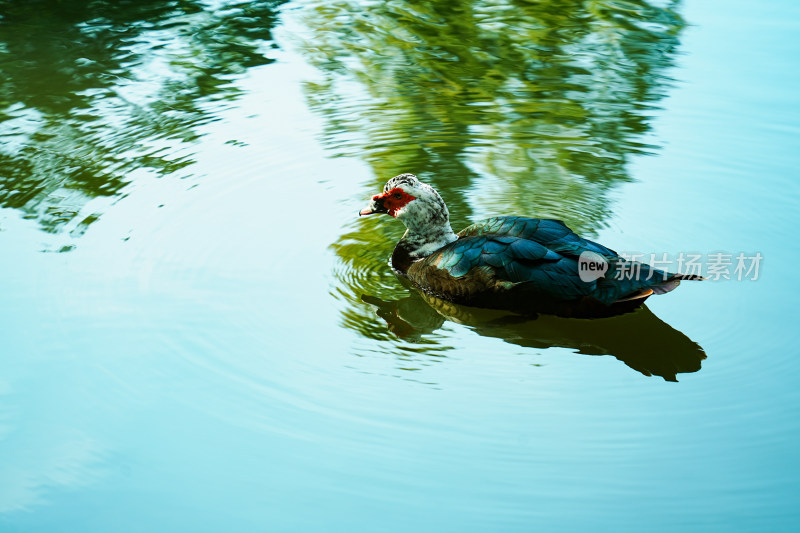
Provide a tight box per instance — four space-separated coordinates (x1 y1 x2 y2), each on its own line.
1 0 799 531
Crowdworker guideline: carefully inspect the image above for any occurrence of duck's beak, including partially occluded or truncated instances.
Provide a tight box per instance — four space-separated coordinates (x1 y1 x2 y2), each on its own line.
359 194 388 216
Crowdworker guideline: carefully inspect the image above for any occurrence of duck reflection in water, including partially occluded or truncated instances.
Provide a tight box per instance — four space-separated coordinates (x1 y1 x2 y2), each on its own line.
362 288 705 382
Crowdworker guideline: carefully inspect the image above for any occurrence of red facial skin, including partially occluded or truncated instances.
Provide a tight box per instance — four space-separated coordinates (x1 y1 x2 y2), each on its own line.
373 187 416 217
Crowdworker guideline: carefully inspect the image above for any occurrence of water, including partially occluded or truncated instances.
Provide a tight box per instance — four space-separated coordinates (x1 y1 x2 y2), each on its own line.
1 0 799 530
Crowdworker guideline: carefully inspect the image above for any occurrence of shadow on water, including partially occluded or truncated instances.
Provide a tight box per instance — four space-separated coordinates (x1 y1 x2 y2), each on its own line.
309 0 702 376
363 290 705 382
0 0 285 240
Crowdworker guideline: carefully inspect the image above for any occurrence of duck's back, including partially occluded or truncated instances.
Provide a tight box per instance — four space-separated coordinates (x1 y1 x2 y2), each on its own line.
404 216 682 318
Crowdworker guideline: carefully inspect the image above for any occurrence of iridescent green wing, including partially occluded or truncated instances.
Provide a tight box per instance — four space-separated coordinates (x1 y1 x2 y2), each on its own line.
458 216 617 258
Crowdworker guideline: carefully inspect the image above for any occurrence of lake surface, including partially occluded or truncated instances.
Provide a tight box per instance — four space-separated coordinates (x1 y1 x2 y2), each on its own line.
1 0 799 531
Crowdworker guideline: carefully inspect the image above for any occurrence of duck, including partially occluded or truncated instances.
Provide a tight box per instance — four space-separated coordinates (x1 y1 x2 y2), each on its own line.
359 173 703 318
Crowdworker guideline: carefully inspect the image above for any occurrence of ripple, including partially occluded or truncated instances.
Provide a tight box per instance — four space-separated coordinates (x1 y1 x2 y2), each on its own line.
0 0 288 239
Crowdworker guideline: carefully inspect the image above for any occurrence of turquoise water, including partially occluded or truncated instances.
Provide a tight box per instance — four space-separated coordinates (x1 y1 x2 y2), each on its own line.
1 0 799 531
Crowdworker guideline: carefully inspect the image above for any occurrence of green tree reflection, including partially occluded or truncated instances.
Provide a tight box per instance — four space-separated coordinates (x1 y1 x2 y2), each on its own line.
308 0 695 371
0 0 285 236
304 0 684 227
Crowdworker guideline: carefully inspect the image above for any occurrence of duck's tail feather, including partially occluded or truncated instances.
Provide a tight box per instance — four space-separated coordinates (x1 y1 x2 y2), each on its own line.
651 280 681 295
616 288 654 302
671 273 706 281
650 273 705 296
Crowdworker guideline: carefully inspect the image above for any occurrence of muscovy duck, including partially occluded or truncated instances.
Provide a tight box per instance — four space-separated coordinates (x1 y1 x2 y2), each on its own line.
359 173 703 318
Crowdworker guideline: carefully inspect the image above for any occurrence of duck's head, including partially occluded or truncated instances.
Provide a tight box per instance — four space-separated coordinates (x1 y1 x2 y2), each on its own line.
359 173 450 231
